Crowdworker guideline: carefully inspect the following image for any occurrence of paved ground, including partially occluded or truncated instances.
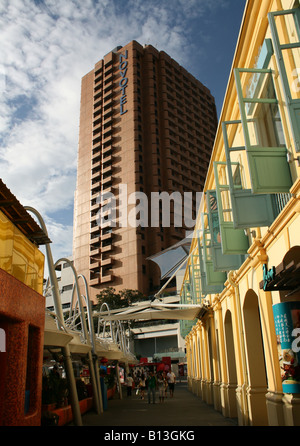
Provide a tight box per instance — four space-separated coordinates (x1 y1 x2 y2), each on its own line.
76 381 238 427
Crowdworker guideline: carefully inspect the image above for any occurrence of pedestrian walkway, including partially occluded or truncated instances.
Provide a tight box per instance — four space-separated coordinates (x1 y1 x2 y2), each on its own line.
78 382 238 427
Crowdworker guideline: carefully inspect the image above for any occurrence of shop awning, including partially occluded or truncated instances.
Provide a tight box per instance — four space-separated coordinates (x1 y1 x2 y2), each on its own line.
95 302 205 322
147 237 191 279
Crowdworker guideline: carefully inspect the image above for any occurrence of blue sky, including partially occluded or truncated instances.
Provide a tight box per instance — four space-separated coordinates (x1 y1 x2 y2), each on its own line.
0 0 246 265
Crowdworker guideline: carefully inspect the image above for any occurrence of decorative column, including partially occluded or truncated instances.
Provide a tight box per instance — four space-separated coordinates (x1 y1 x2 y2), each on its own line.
196 324 203 398
213 295 230 416
186 335 193 391
207 310 222 412
201 319 213 405
228 271 250 426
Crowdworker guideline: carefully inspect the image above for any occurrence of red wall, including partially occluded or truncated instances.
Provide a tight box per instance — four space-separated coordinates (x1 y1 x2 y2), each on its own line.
0 268 45 426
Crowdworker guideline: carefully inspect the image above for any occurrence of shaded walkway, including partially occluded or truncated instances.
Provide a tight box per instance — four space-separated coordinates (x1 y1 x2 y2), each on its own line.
78 382 238 427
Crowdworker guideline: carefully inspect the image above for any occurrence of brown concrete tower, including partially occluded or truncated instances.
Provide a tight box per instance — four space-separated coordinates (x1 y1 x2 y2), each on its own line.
73 41 217 302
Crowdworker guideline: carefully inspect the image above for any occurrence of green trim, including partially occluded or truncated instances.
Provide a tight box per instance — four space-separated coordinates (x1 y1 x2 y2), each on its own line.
234 67 292 193
221 120 278 228
268 8 300 152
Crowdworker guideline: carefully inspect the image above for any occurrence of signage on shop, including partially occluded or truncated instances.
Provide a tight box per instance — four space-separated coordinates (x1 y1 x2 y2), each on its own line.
262 263 276 290
273 301 300 394
119 50 128 116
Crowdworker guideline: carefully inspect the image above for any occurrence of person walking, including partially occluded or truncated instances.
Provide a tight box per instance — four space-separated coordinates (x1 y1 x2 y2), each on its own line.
162 371 168 399
167 369 176 398
138 373 146 400
126 373 134 397
157 373 167 403
146 371 157 404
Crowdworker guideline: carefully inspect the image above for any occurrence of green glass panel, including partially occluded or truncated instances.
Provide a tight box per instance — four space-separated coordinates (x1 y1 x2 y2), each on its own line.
230 189 277 228
221 121 280 228
190 257 203 305
206 190 247 267
197 232 226 292
180 280 198 337
246 147 292 193
205 260 227 286
268 8 300 152
234 68 292 193
220 223 249 255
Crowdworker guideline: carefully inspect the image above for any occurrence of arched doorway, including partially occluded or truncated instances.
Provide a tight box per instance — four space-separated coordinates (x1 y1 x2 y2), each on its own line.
224 310 238 418
243 290 268 425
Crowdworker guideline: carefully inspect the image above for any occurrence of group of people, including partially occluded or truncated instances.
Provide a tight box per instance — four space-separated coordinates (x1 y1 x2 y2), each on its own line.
125 369 176 404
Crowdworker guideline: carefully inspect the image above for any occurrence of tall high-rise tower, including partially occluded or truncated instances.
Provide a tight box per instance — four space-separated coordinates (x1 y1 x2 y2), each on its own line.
73 41 217 302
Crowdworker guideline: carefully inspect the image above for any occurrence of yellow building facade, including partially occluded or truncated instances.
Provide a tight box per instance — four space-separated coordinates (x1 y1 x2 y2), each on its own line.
0 210 44 294
181 0 300 426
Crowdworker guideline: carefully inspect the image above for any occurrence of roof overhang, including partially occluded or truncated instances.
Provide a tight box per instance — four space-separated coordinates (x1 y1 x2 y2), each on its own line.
0 179 51 245
147 237 191 279
95 302 205 322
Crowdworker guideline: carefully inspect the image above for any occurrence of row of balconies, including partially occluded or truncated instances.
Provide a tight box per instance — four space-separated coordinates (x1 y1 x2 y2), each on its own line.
89 74 116 289
161 68 212 102
164 101 216 133
89 230 114 285
164 116 216 145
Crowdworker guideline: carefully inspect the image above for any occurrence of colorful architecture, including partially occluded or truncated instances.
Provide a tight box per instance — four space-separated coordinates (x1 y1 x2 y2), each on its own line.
0 180 48 425
181 0 300 426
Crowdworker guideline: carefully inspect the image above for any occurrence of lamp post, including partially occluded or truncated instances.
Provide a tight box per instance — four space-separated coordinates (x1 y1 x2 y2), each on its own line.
24 207 82 426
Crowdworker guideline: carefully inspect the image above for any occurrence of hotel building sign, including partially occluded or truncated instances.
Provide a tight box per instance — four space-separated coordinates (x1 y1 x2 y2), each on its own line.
119 50 128 115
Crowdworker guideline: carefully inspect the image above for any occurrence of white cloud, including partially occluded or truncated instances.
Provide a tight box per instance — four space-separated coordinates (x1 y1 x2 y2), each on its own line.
0 0 229 268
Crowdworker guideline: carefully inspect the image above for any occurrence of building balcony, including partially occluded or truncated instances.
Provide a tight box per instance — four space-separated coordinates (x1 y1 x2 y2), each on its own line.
101 231 112 241
102 163 113 174
92 135 102 146
91 179 101 192
90 234 100 244
89 259 100 271
93 120 102 132
102 152 113 164
102 173 113 185
93 91 102 102
91 160 101 171
101 256 113 267
92 152 101 164
101 183 114 195
90 225 100 237
90 201 100 213
102 145 113 158
91 170 101 181
90 276 100 286
93 102 102 113
100 274 113 284
101 243 112 253
90 246 100 257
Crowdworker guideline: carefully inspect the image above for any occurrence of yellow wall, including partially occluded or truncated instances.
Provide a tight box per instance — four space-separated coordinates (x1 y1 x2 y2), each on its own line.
182 0 300 427
0 210 44 294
